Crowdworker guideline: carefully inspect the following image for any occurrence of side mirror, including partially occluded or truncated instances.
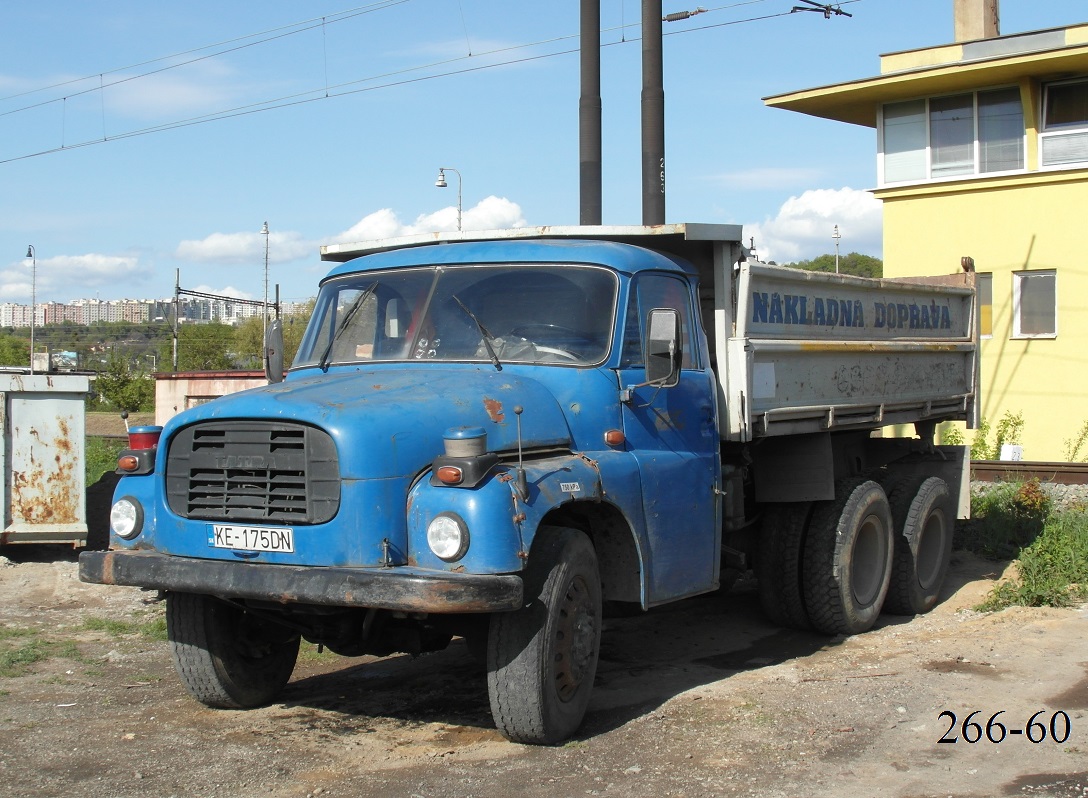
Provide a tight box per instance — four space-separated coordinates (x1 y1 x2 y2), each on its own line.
264 317 284 384
644 308 681 388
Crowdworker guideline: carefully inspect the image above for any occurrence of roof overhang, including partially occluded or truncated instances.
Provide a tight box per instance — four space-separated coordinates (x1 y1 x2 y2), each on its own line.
765 38 1088 129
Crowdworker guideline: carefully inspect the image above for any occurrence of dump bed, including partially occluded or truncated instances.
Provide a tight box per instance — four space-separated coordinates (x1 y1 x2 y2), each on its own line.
320 222 978 444
720 261 976 442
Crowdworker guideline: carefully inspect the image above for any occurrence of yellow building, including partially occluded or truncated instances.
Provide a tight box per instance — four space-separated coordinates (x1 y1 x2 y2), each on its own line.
765 13 1088 461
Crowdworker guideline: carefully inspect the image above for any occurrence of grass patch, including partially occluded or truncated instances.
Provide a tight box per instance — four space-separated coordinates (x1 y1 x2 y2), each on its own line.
0 625 35 642
82 613 167 642
977 509 1088 611
297 642 341 664
0 638 50 677
85 436 126 488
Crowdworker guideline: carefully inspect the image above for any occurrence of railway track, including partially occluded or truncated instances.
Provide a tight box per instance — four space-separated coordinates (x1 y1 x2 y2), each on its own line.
971 460 1088 485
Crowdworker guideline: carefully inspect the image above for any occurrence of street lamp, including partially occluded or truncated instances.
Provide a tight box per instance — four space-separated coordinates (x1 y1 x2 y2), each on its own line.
435 167 462 231
260 221 270 347
832 224 842 274
25 245 35 375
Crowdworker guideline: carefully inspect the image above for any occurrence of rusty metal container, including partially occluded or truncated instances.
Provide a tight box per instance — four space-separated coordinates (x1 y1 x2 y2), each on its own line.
0 373 90 546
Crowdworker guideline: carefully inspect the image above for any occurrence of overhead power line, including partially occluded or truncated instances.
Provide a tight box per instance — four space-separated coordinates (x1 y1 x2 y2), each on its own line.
1 0 862 166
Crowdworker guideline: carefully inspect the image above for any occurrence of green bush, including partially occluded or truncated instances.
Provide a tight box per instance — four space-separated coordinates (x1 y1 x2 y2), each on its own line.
960 478 1051 558
978 509 1088 610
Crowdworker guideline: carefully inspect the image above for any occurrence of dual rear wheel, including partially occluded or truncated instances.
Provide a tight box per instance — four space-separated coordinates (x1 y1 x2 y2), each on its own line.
756 475 953 635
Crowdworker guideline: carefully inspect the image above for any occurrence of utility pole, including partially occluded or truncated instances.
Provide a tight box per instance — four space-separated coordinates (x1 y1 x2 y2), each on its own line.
579 0 602 225
261 221 270 347
832 224 841 274
642 0 665 225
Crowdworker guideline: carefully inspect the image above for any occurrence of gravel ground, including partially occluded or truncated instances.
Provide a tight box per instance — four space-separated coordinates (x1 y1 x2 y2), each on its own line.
1 545 1087 798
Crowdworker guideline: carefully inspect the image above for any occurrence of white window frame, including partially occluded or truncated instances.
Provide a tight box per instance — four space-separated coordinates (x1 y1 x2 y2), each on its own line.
1039 78 1088 170
1011 269 1057 340
878 87 1026 187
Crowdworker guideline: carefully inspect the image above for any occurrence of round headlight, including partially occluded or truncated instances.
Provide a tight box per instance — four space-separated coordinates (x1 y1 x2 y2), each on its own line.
426 512 469 562
110 497 144 540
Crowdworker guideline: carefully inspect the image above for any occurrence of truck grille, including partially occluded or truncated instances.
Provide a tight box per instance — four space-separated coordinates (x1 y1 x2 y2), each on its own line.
165 421 340 524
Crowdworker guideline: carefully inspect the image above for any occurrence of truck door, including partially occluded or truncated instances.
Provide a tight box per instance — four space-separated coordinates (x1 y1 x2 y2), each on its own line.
617 272 721 605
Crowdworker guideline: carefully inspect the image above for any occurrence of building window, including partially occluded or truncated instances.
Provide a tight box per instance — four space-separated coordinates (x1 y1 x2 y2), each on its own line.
979 88 1025 173
930 94 974 177
1041 79 1088 168
1012 270 1056 339
977 273 992 338
880 88 1024 185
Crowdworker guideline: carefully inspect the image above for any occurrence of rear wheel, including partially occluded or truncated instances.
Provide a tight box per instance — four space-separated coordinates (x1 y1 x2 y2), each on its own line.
167 592 300 709
883 476 954 616
803 479 893 635
756 502 812 630
487 526 602 745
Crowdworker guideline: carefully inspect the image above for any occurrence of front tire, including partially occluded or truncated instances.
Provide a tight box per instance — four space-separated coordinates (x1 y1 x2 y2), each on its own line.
756 502 812 630
803 479 893 636
487 527 602 745
167 592 300 709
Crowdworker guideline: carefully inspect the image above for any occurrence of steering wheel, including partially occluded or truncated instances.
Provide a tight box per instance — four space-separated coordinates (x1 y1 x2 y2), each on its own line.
532 345 581 362
510 323 581 340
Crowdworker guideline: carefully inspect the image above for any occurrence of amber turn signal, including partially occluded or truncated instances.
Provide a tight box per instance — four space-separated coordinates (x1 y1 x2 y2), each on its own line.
435 465 464 485
117 454 141 472
604 429 625 446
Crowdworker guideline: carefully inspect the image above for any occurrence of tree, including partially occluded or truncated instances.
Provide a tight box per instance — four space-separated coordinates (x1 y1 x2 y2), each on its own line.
162 323 237 371
233 301 316 370
786 253 883 278
94 350 155 412
0 333 29 367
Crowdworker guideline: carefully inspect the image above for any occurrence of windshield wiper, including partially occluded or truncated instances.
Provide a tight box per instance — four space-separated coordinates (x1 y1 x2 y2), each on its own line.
452 294 502 372
318 282 378 372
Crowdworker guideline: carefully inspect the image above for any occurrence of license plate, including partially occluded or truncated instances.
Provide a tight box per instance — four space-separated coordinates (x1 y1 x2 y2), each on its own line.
209 524 294 553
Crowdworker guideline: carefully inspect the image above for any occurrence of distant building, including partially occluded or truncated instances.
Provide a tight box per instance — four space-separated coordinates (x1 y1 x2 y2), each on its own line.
765 3 1088 460
3 296 313 330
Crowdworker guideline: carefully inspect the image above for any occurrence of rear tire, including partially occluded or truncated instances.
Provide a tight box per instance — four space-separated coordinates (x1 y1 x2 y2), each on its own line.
883 477 953 616
487 527 602 745
803 479 893 636
167 592 300 709
756 503 812 630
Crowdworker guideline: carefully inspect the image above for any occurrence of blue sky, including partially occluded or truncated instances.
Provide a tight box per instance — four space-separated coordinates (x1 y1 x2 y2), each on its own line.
2 1 1085 306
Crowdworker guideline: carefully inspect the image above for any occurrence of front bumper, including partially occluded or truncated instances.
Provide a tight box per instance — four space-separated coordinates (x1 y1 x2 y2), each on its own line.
78 550 524 613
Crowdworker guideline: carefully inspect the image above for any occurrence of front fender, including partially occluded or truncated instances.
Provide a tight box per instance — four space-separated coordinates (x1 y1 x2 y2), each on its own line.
406 454 606 574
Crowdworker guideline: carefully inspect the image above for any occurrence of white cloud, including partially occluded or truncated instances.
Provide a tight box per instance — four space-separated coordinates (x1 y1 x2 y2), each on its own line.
191 284 254 300
745 187 882 264
104 62 244 120
0 254 143 302
334 196 526 242
176 229 311 264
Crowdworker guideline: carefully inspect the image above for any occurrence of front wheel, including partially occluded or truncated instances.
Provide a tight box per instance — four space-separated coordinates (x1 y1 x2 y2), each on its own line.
487 527 602 745
167 592 300 709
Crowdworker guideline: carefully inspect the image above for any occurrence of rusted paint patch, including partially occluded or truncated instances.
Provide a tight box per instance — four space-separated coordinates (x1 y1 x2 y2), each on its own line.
483 397 505 423
11 418 82 526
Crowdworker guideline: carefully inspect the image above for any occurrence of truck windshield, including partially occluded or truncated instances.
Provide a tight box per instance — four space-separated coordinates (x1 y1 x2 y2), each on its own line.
293 264 617 369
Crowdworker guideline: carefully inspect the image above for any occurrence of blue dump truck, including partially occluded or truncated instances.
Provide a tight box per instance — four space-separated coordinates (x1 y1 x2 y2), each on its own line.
80 223 977 744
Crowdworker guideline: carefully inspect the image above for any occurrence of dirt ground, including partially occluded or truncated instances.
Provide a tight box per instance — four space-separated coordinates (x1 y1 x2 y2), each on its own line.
1 546 1085 798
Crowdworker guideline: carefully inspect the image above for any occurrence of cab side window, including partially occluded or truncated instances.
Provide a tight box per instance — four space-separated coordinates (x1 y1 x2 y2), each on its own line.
620 274 696 369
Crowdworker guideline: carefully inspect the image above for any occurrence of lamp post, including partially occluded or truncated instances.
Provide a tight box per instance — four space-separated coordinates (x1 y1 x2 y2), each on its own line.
434 167 462 231
260 221 270 347
832 224 841 274
25 245 35 375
